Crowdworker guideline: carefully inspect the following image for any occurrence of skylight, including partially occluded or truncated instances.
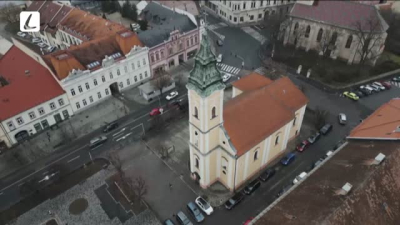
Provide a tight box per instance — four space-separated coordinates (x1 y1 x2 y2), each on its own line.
87 61 100 69
111 52 122 59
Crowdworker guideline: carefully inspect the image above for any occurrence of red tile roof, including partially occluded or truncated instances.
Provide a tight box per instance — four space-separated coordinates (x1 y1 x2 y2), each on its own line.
224 76 308 156
232 72 273 92
0 46 65 121
348 98 400 140
26 1 72 33
290 1 388 32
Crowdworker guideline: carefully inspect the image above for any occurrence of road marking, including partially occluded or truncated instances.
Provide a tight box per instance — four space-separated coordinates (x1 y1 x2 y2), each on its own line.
112 128 126 137
67 155 80 163
0 144 88 192
18 182 25 187
90 144 104 151
116 132 133 142
0 192 3 196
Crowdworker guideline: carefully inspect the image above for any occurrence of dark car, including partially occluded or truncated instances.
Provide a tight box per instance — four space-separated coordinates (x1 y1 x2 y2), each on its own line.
281 153 296 166
216 39 223 46
296 140 310 152
164 219 176 225
103 122 119 133
276 185 292 198
307 132 321 144
313 158 325 168
176 211 193 225
359 87 371 96
186 202 205 223
354 90 365 98
225 192 244 210
319 124 332 135
243 179 261 195
259 168 275 182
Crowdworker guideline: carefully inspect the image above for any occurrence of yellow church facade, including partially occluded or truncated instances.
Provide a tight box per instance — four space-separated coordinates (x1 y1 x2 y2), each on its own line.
187 34 308 191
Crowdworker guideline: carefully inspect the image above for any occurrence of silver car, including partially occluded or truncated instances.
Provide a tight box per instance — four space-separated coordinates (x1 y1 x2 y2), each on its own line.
338 113 347 125
89 136 108 149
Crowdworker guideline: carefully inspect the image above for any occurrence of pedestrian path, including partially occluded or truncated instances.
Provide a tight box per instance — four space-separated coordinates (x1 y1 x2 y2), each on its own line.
217 63 241 75
241 26 267 44
389 81 400 88
208 22 227 30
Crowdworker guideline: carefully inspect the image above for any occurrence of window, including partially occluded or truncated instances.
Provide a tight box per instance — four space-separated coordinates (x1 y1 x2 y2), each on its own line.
156 53 160 61
261 0 264 6
179 42 183 50
58 99 64 106
38 107 45 115
94 79 98 86
127 78 130 85
7 121 15 131
109 72 113 79
169 48 173 55
250 15 254 21
98 92 102 99
316 28 323 42
105 89 110 95
273 0 277 4
143 58 146 65
34 123 42 132
16 117 24 125
211 107 216 119
305 25 310 38
41 119 49 128
267 0 271 5
134 76 138 82
117 69 120 76
222 157 228 175
195 36 198 44
243 2 246 9
234 17 237 22
119 82 123 88
275 135 280 145
187 39 190 47
240 17 244 22
89 96 93 103
76 102 80 109
124 66 127 73
151 55 155 62
254 150 259 161
330 32 338 45
345 35 353 48
251 1 256 8
140 73 143 80
190 38 194 46
85 82 90 90
50 102 56 110
131 63 135 70
293 23 299 35
62 110 69 119
161 51 164 58
29 112 36 119
82 99 87 106
293 117 297 126
258 13 262 19
194 107 198 119
78 85 83 93
137 61 141 68
145 71 148 78
71 89 75 96
195 155 199 168
102 75 106 82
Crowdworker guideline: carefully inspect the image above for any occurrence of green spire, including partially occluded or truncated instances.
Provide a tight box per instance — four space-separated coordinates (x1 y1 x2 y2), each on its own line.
186 33 225 98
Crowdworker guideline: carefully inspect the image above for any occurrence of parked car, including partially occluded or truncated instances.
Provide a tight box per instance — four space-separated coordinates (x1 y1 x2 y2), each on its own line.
359 87 371 96
280 152 296 166
17 32 26 37
37 42 47 48
195 196 213 215
293 171 308 184
47 46 57 52
176 211 193 225
381 81 391 89
360 85 374 94
354 90 365 98
103 122 119 133
307 132 321 144
392 76 400 82
370 84 381 92
343 91 359 101
313 158 325 168
217 54 222 63
89 136 107 149
224 192 244 210
164 219 176 225
373 82 386 91
32 38 41 43
222 73 231 82
296 140 310 152
365 84 376 93
216 39 223 46
259 168 275 182
187 202 205 223
338 113 347 125
244 217 254 225
150 107 163 116
322 150 334 159
319 124 332 135
243 179 261 195
166 91 179 100
276 184 292 197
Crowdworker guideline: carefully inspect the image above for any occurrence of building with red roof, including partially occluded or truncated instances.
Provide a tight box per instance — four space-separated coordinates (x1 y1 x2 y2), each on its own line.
282 0 388 65
0 46 73 148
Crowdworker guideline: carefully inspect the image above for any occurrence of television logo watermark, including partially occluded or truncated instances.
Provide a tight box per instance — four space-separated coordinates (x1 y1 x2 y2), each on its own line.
20 12 40 32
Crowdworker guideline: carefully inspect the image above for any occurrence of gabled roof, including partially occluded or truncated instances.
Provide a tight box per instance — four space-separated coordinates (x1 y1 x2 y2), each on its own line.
290 1 388 32
232 72 272 92
26 1 72 33
138 1 197 47
224 76 308 156
0 46 65 120
348 98 400 140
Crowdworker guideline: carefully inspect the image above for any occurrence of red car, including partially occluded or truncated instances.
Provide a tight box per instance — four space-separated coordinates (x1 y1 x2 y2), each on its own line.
296 140 310 152
244 217 254 225
149 107 162 116
381 81 391 89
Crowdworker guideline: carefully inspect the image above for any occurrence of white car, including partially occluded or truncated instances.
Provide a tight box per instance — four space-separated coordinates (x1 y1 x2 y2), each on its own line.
338 113 347 125
17 32 26 37
47 46 57 52
166 91 178 100
216 54 222 63
293 172 308 184
37 42 47 48
195 196 213 215
372 82 385 91
222 73 231 82
32 38 41 43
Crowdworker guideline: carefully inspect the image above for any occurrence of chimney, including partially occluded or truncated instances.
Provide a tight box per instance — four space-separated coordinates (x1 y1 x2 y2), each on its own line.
340 183 352 195
372 153 386 165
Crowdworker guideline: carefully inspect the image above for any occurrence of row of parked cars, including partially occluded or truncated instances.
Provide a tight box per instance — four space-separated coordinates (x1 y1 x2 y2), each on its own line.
164 197 214 225
18 32 58 53
343 81 391 101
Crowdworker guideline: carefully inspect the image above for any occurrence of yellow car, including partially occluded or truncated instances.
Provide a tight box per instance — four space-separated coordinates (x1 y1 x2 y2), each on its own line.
343 91 359 101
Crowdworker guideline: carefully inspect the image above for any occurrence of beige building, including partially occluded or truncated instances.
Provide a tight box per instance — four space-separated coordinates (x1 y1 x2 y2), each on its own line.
282 1 388 65
186 33 308 191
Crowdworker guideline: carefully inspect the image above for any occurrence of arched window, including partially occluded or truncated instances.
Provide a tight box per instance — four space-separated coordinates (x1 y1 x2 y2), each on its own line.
194 155 200 168
194 107 198 119
345 35 353 49
275 135 280 145
222 157 228 174
254 149 259 161
293 116 297 126
211 107 216 119
293 23 299 35
316 28 323 42
330 32 338 45
305 25 311 38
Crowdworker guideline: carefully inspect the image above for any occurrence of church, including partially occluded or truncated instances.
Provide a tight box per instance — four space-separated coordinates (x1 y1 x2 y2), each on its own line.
186 32 308 191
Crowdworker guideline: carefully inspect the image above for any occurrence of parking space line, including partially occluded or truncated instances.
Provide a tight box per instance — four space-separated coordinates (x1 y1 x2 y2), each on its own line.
67 155 80 163
112 128 126 137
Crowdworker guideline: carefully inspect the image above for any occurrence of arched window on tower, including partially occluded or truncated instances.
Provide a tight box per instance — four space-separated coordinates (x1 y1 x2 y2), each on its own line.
254 148 259 161
345 35 353 49
194 155 200 168
305 25 311 38
194 107 198 119
293 22 299 35
316 28 323 42
275 135 280 145
211 107 216 119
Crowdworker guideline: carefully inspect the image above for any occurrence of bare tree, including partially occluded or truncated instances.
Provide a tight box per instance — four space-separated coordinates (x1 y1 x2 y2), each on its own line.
152 70 172 96
284 20 307 56
0 3 21 23
263 58 287 80
175 73 185 87
108 150 125 180
133 176 148 203
155 142 170 159
380 8 400 54
314 28 340 58
353 17 385 65
313 108 328 130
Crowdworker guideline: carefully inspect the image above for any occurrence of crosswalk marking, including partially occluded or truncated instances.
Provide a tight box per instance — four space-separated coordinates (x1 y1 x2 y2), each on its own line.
216 63 241 75
241 27 267 44
208 22 227 31
389 81 400 88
